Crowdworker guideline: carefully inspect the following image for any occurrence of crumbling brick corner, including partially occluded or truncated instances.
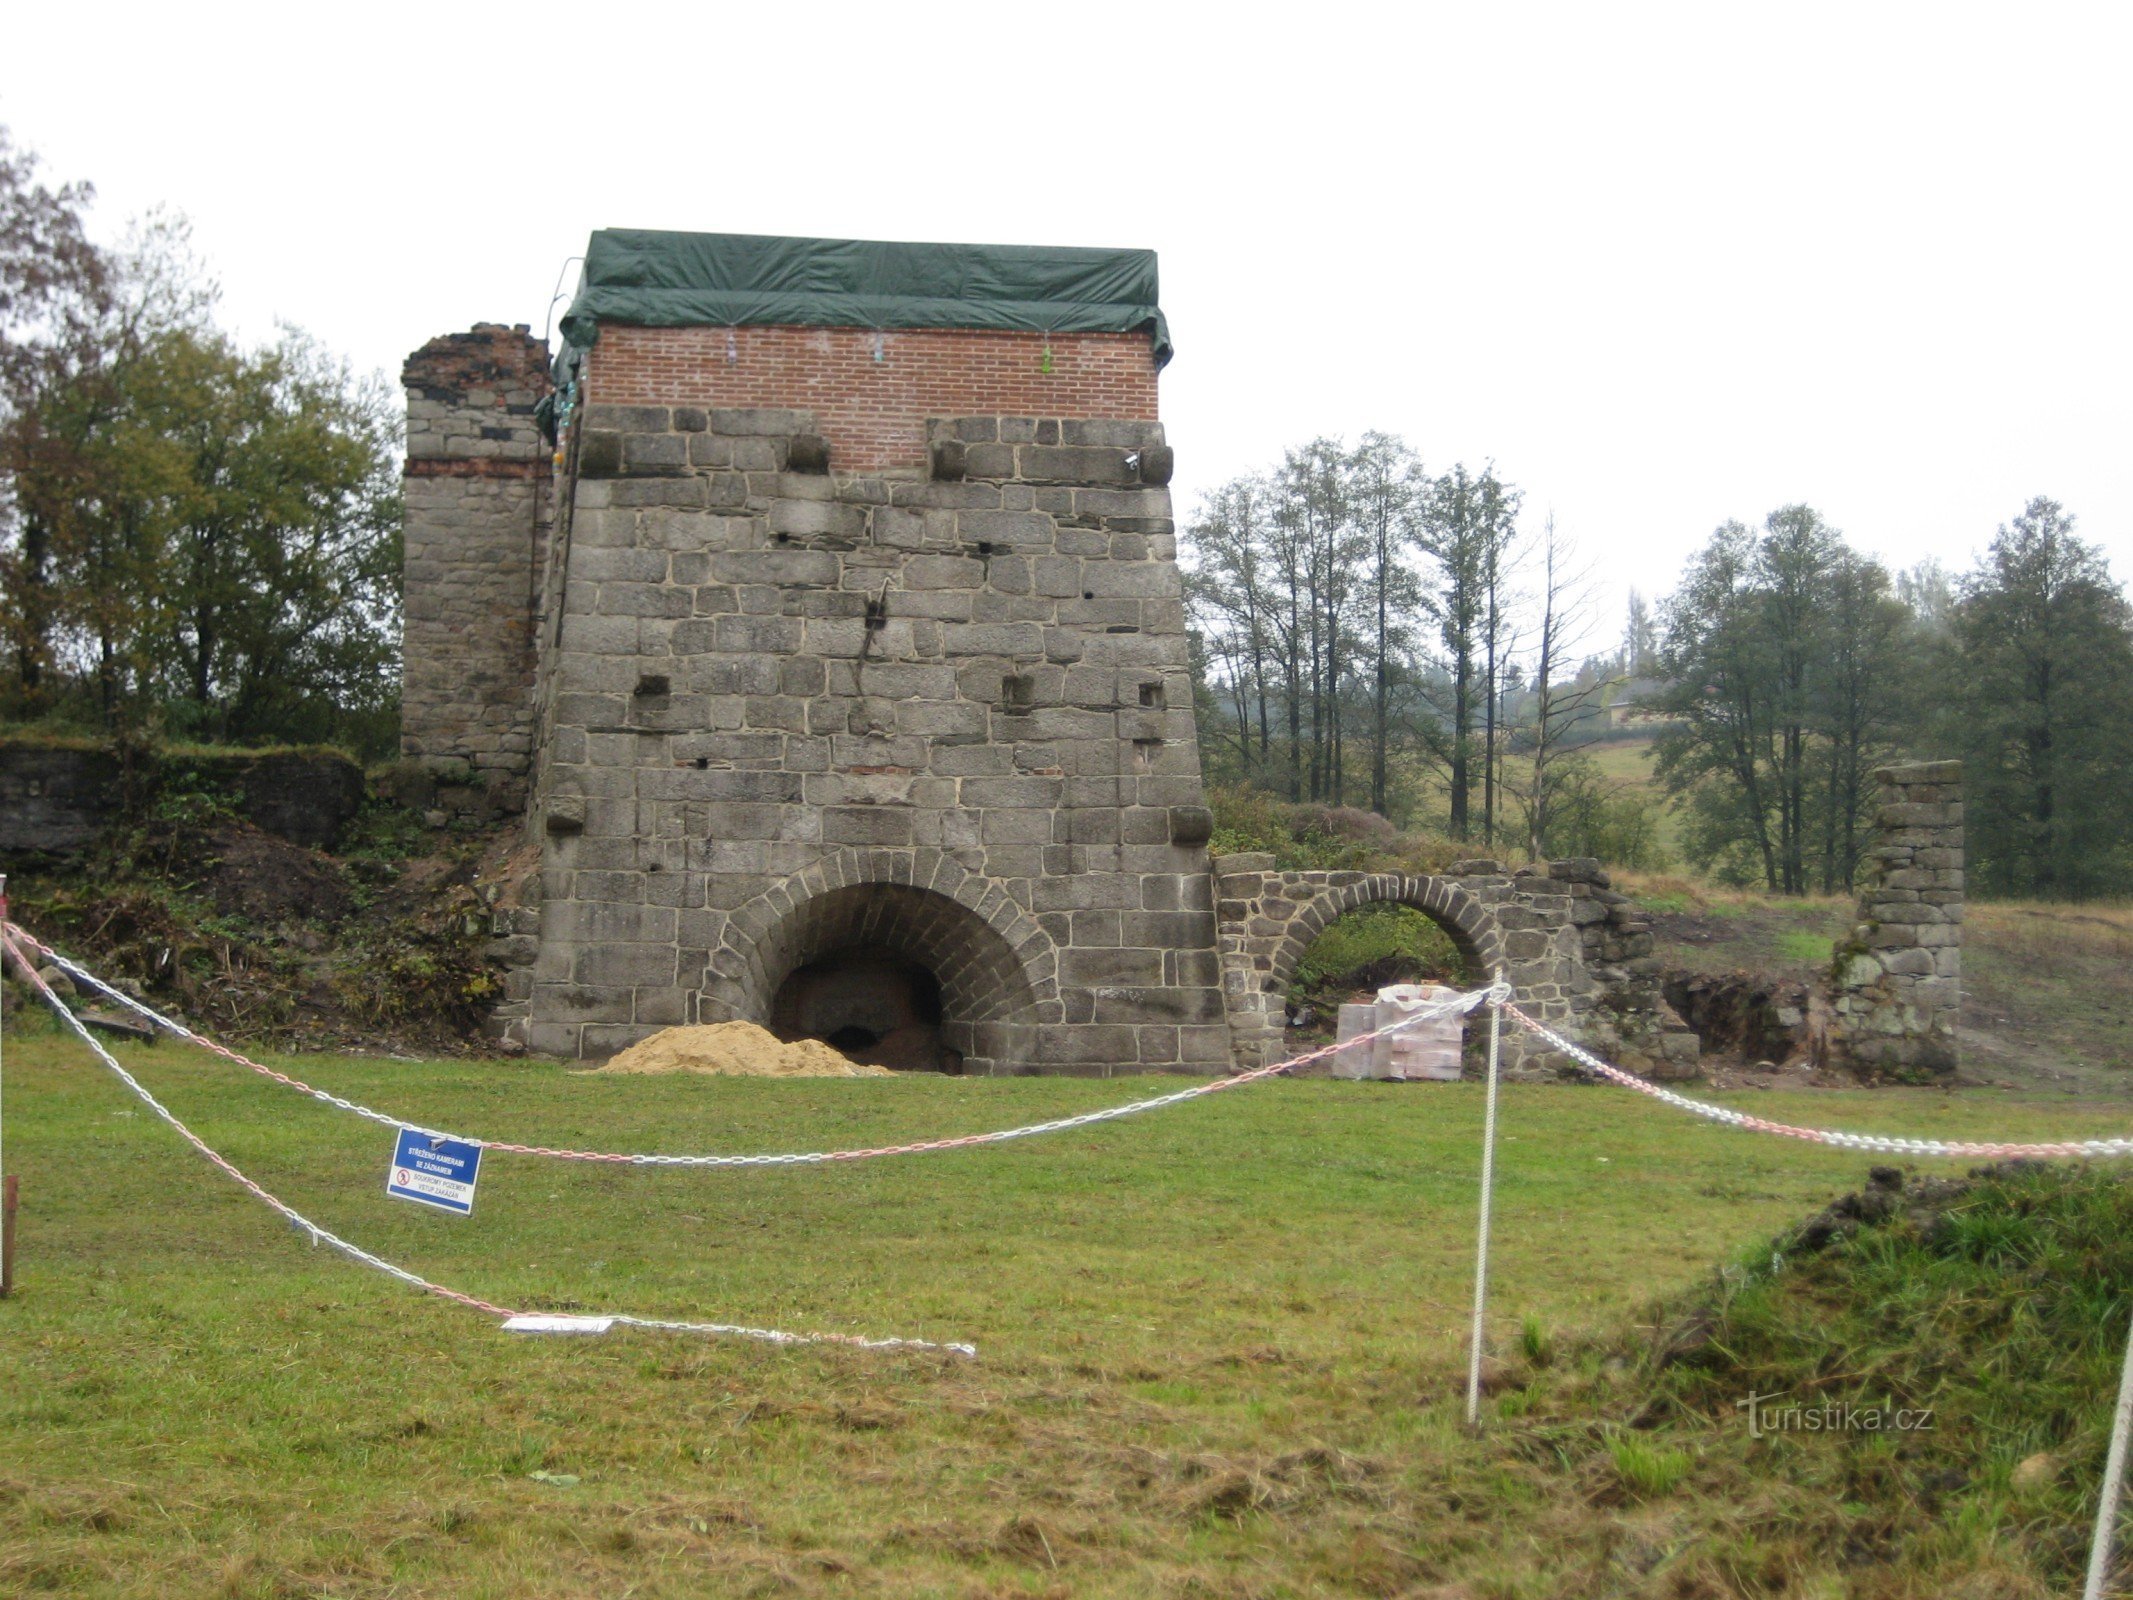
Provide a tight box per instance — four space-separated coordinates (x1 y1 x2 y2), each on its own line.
399 324 554 814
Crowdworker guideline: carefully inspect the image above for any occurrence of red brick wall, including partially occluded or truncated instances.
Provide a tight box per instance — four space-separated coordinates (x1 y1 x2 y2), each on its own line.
584 324 1159 471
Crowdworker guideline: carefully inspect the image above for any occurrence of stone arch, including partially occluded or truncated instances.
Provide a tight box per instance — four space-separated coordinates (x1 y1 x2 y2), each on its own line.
699 849 1060 1074
1263 874 1505 1003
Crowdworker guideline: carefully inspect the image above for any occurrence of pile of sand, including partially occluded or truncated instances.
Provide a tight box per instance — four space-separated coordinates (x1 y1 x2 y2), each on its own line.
596 1021 893 1078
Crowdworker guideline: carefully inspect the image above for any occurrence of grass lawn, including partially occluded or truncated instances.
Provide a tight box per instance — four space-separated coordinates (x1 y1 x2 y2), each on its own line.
3 1022 2130 1596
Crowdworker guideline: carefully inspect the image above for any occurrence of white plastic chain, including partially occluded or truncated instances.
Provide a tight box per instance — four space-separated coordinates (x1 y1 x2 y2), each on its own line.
5 921 1491 1167
0 927 974 1354
1505 1003 2133 1159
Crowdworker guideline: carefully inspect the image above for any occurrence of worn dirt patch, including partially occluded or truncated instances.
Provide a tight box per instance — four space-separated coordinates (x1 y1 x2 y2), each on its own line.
1662 968 1812 1064
597 1021 892 1078
196 822 353 925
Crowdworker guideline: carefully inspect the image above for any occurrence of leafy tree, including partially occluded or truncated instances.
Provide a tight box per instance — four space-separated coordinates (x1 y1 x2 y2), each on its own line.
1897 558 1954 631
1623 587 1657 677
154 329 399 742
1653 506 1924 894
0 130 401 752
0 123 109 699
1943 498 2133 897
1524 752 1670 871
1654 510 1852 894
1272 438 1358 803
1189 437 1436 812
1811 551 1914 891
1184 475 1279 783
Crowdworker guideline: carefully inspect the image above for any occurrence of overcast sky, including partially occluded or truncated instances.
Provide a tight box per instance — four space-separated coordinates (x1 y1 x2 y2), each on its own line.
9 3 2128 642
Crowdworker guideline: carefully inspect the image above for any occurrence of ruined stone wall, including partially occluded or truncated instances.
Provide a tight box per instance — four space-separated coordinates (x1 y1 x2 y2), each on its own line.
517 398 1226 1070
1211 854 1697 1079
400 325 553 810
584 326 1159 472
1568 860 1704 1081
1825 760 1963 1076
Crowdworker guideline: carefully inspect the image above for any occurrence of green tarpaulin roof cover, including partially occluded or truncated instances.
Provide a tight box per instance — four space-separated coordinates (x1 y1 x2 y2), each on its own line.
557 229 1171 368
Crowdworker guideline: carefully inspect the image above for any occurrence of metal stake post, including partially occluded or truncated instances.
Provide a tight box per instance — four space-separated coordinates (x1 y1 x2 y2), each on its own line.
1465 973 1506 1428
1 870 13 1298
2084 1297 2133 1598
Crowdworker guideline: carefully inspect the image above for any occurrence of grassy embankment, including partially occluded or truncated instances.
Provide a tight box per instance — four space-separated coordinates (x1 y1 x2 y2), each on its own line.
4 1015 2132 1595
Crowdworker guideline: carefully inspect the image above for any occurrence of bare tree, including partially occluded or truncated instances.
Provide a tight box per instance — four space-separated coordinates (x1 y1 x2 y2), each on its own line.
1513 514 1608 858
1183 476 1279 780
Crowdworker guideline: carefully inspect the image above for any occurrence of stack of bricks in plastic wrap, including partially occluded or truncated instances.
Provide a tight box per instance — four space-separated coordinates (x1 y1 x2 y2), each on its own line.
1330 984 1466 1080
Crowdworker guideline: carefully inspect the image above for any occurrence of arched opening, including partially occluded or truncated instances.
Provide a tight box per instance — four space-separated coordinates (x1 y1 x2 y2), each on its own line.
771 947 954 1072
1284 903 1479 1043
736 881 1044 1075
1260 875 1503 1054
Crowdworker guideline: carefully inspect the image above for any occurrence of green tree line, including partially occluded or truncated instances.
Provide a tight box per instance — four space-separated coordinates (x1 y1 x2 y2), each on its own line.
0 124 401 756
1658 498 2133 899
1185 436 1656 866
1186 434 2132 900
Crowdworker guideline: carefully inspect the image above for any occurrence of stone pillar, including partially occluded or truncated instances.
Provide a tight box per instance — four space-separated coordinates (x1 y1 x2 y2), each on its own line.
1826 760 1963 1077
399 324 553 813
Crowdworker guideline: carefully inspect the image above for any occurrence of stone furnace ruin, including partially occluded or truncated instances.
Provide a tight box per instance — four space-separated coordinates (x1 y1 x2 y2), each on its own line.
399 228 1709 1076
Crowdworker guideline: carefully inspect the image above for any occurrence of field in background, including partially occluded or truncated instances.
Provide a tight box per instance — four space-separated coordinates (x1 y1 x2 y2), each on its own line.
0 1021 2124 1596
1365 731 1676 861
1619 871 2133 1093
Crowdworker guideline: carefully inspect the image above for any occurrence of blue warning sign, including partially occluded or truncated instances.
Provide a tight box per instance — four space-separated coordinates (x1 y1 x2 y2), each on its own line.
386 1128 482 1217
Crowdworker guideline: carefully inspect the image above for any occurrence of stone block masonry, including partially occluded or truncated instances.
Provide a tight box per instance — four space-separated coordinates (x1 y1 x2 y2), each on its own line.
585 326 1158 473
400 324 554 810
413 244 1689 1075
1824 761 1963 1077
517 401 1223 1071
1212 854 1698 1080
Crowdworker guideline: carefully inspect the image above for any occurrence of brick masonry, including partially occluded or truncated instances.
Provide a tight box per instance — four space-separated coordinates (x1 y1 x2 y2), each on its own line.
399 324 554 808
1823 760 1963 1076
585 325 1158 473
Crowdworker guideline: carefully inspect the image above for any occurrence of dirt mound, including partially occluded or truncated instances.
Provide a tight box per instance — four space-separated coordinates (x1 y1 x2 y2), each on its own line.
597 1021 892 1078
197 821 353 925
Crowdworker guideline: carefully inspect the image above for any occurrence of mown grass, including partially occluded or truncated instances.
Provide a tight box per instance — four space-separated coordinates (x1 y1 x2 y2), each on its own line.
1963 902 2133 1081
4 1018 2131 1595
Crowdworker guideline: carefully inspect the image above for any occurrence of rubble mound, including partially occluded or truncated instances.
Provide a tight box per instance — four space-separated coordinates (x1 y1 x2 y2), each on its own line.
596 1021 893 1078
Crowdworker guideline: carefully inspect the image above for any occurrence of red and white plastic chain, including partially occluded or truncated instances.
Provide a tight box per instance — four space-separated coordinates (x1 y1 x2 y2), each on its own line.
0 926 975 1354
4 920 1492 1168
1503 1002 2133 1160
